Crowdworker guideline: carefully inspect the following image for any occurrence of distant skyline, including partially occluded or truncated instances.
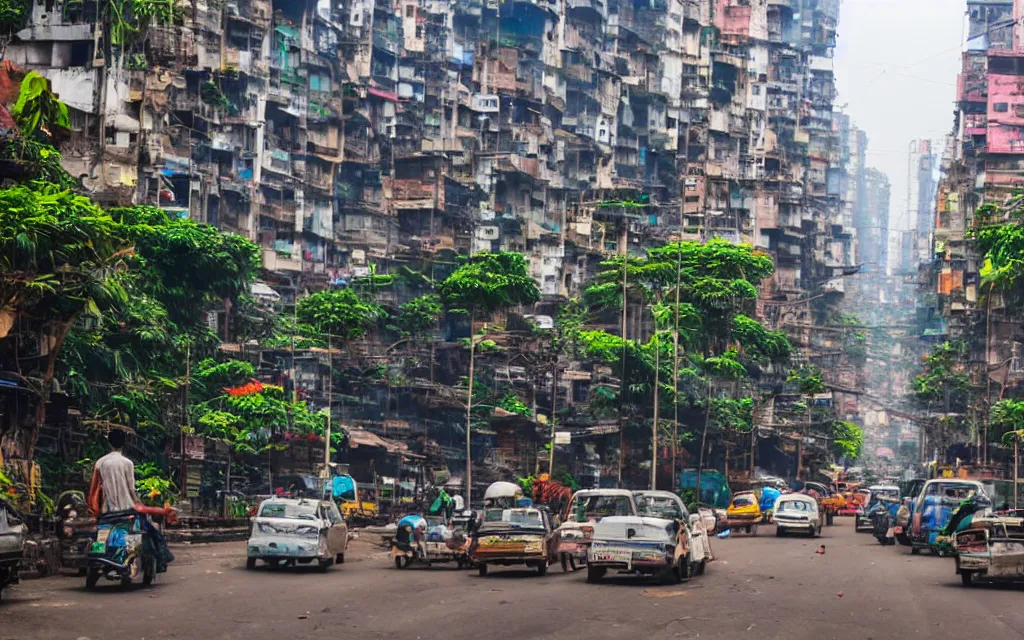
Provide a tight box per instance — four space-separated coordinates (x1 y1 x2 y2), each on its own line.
834 0 964 231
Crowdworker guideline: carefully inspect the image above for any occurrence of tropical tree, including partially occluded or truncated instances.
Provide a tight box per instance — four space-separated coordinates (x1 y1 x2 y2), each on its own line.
0 184 134 459
297 288 385 343
438 252 540 501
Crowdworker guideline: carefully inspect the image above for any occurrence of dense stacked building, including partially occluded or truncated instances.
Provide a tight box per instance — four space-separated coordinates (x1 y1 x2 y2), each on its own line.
918 0 1024 467
9 0 878 486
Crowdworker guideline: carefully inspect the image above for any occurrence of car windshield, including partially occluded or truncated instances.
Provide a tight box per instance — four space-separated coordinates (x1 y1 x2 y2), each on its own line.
258 502 319 520
732 495 754 507
482 509 544 529
636 495 684 519
779 500 812 512
570 495 634 522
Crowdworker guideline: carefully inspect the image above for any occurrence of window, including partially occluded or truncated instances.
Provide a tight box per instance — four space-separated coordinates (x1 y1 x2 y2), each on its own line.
406 5 415 17
415 25 423 38
994 102 1009 113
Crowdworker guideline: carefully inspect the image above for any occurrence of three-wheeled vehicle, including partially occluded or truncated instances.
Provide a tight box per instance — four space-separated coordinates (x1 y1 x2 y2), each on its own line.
0 498 25 603
391 511 477 569
955 515 1024 586
483 481 524 508
726 491 761 534
802 481 843 525
555 489 637 572
86 510 161 589
471 507 557 576
586 491 711 584
904 479 987 555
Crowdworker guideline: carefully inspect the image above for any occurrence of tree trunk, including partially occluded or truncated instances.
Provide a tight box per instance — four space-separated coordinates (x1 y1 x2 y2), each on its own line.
465 308 476 504
549 359 557 476
651 331 659 490
695 379 712 505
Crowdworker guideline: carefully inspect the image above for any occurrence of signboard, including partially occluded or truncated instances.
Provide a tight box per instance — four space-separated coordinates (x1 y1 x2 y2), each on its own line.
554 431 571 445
183 435 206 461
186 463 202 499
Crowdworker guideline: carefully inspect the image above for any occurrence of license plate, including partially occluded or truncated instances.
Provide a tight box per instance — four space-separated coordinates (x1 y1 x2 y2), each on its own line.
268 546 288 554
894 526 903 534
592 550 630 563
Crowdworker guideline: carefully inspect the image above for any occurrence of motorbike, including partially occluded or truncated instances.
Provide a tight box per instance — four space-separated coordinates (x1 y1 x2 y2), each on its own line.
56 491 96 575
86 510 160 590
0 498 26 603
868 499 899 545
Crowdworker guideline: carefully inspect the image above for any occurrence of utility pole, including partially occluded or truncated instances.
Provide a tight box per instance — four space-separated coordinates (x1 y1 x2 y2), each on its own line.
618 220 629 488
549 356 557 476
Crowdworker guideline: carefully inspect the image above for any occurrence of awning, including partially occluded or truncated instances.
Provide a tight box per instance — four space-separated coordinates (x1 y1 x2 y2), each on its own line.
368 87 399 102
347 429 407 454
250 281 280 301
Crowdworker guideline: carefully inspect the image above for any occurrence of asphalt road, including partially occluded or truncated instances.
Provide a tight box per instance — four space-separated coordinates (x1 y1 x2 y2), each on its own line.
3 521 1023 640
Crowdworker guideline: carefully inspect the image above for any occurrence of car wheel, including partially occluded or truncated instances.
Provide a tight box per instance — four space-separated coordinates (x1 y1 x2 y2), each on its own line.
911 546 921 555
696 559 707 576
394 555 406 569
478 563 488 577
776 527 785 537
586 565 606 583
246 558 257 570
961 571 976 587
85 566 100 590
536 559 548 576
682 560 694 583
317 559 332 573
336 553 345 565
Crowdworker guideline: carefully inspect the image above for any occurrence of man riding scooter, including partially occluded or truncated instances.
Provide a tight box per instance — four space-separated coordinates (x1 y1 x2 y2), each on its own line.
87 429 176 574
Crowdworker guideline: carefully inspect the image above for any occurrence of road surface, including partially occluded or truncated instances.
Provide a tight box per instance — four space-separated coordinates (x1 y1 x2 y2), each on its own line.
3 521 1022 639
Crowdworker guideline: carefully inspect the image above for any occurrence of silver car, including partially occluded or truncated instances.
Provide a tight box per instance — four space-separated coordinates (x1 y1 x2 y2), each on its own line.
247 498 348 572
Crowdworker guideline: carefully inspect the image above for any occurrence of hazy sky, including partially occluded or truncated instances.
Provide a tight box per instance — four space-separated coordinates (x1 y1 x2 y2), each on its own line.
834 0 965 229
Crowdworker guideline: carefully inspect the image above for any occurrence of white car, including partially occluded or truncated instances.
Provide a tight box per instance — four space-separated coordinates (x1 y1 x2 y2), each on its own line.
247 498 348 572
586 490 711 584
773 493 822 537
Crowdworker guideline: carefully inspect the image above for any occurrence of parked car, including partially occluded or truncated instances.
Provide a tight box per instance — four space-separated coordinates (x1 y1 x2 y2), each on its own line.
471 507 557 576
586 490 711 584
555 489 637 572
955 515 1024 586
773 493 822 537
246 497 348 571
0 499 25 603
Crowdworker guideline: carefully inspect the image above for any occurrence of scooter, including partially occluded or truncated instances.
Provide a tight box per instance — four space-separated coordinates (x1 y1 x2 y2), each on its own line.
86 510 159 589
0 499 26 603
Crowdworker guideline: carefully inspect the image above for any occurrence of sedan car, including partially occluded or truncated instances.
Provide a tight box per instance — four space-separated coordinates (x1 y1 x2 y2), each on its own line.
774 493 822 537
586 491 711 584
471 507 557 576
247 498 348 571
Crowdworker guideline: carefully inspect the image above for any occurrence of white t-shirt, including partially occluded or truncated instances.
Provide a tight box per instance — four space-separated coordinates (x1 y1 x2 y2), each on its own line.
95 451 140 513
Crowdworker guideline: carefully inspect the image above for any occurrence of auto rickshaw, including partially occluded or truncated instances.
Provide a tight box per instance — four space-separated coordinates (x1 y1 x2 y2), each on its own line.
726 491 762 534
